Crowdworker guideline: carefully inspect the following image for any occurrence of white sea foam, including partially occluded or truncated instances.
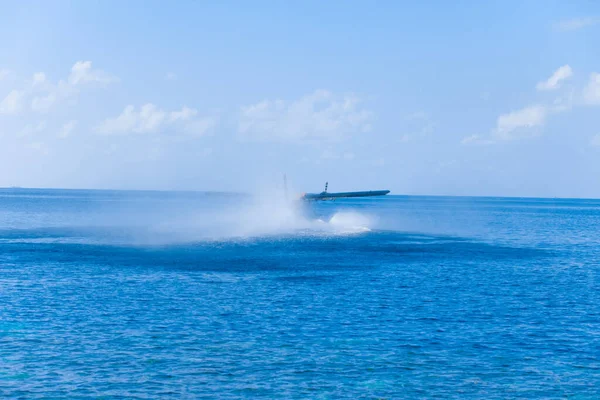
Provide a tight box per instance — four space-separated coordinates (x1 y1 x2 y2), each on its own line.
1 189 375 245
328 211 372 233
146 189 374 242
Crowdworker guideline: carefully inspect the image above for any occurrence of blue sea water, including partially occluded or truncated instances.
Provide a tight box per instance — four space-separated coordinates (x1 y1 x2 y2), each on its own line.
1 188 599 399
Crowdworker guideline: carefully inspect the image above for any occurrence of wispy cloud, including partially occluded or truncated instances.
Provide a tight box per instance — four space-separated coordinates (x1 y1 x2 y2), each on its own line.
68 61 115 86
536 65 573 91
583 72 600 105
18 121 47 137
465 63 583 145
555 17 600 32
494 105 547 140
0 90 25 114
27 141 49 155
31 61 116 113
96 104 217 136
590 134 600 147
238 90 372 143
58 120 77 139
461 134 496 146
462 105 548 145
0 61 115 115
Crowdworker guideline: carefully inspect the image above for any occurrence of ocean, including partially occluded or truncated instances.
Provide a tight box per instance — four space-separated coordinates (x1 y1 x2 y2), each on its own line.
1 188 599 399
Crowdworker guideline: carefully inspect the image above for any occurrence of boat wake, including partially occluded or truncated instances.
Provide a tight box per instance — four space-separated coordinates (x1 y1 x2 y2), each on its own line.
131 191 375 244
0 190 375 246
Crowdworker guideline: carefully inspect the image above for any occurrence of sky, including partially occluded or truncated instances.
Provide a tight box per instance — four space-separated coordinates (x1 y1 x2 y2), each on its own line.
1 0 599 197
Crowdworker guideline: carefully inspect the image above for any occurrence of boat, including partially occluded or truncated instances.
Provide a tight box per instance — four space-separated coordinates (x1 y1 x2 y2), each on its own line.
301 182 390 201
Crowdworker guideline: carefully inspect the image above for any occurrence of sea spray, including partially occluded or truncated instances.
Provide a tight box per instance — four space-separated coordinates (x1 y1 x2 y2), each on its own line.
138 189 375 243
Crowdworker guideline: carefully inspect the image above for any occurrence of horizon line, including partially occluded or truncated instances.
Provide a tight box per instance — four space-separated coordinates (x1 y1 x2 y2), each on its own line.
1 186 599 201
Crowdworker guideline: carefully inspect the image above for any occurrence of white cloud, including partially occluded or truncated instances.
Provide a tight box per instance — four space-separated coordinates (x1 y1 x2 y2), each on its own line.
27 141 49 155
31 93 59 113
166 72 177 81
0 69 10 81
461 134 479 145
583 72 600 105
19 121 47 137
465 67 600 146
169 106 197 122
136 104 167 132
31 61 112 113
0 90 24 114
536 65 573 91
96 104 216 136
58 120 77 139
555 17 599 31
461 134 495 145
32 72 46 85
238 89 372 142
183 117 217 136
494 105 547 140
465 105 548 145
97 104 164 133
590 134 600 147
68 61 114 86
0 61 116 114
551 89 575 112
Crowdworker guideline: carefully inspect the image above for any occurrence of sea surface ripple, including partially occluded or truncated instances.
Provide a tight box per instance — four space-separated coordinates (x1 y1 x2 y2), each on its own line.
1 189 599 399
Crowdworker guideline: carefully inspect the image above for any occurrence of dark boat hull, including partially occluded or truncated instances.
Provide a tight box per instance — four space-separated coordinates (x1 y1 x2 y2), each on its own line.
302 190 390 201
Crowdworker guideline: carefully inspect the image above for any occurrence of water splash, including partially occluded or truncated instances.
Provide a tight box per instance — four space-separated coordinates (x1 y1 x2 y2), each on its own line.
0 189 375 245
142 189 374 242
327 211 372 234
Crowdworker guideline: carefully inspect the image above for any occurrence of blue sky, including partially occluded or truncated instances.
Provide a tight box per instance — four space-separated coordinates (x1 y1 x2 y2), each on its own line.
1 0 599 197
